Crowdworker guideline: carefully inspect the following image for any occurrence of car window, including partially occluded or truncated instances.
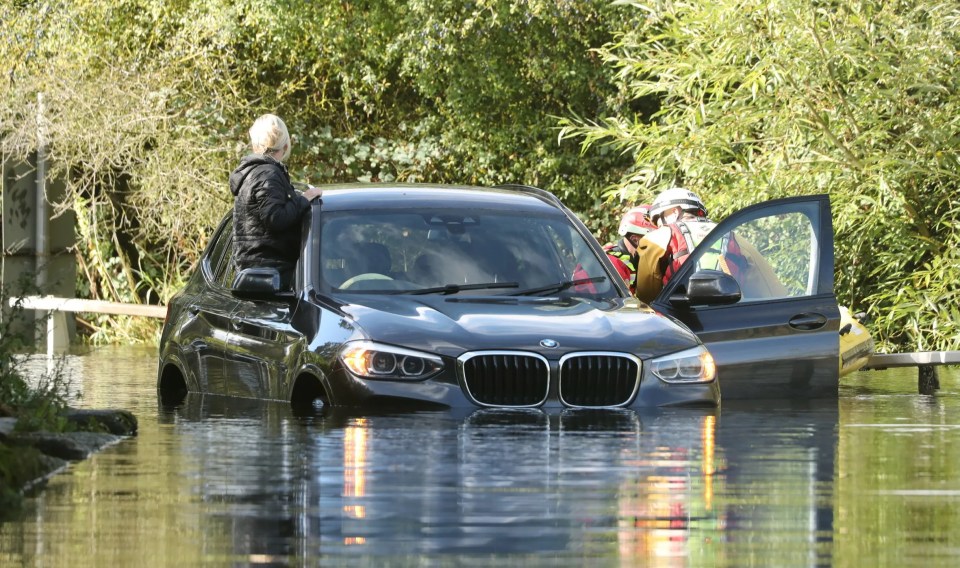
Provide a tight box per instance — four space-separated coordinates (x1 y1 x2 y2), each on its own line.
317 209 616 297
216 238 237 289
691 211 815 302
205 216 234 288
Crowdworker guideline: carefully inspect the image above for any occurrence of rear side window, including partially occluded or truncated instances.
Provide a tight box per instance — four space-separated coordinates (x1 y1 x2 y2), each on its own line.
205 217 235 288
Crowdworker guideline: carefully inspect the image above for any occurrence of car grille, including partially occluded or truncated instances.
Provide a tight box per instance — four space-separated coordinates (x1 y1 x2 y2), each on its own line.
458 352 549 407
559 353 641 408
457 351 641 408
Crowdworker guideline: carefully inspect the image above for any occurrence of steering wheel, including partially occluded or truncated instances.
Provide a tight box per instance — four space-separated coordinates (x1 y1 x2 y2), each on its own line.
340 273 394 289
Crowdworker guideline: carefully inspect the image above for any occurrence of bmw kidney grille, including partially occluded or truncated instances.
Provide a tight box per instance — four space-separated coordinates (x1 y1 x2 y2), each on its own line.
458 351 641 408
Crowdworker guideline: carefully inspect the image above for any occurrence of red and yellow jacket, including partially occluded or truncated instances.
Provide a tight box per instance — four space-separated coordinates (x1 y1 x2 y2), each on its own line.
603 239 638 293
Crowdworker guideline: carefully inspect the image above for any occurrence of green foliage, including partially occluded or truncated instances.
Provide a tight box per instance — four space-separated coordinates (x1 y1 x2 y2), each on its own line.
0 443 49 518
561 0 960 351
1 291 77 432
390 0 634 200
4 0 957 351
0 0 631 345
6 369 73 434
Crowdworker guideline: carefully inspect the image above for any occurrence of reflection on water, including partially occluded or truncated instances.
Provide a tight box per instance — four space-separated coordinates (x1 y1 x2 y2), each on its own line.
1 347 959 566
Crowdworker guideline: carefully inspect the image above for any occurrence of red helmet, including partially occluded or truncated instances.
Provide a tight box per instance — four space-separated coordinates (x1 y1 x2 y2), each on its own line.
617 205 656 236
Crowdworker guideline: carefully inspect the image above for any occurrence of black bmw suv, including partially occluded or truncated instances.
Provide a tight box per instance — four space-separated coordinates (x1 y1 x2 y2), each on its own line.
158 184 840 409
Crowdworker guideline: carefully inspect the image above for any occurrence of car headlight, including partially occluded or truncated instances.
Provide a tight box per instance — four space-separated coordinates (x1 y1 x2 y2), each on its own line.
650 345 717 384
340 341 444 381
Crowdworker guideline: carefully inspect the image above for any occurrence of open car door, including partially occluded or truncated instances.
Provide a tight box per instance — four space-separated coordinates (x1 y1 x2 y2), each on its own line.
650 194 840 399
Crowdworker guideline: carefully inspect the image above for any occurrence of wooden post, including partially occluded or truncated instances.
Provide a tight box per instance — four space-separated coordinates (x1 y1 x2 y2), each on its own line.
45 311 70 356
8 296 166 357
918 366 940 395
862 352 951 395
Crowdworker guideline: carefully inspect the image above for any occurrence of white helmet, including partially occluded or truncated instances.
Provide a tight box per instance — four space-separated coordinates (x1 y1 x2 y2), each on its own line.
649 187 707 225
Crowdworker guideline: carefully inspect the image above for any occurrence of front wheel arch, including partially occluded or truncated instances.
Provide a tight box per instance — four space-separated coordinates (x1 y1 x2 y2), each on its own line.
290 370 330 411
158 361 189 406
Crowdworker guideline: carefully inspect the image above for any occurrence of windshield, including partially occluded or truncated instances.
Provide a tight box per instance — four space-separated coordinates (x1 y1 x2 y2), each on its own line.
317 208 618 298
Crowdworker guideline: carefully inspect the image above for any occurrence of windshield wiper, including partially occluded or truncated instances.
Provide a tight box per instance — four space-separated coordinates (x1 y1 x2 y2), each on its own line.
510 276 607 296
401 281 520 296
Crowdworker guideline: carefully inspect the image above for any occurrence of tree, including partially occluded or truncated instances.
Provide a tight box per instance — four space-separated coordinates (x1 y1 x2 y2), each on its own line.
0 0 632 342
561 0 960 351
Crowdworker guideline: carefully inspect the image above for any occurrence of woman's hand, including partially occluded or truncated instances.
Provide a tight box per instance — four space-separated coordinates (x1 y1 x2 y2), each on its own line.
304 185 324 200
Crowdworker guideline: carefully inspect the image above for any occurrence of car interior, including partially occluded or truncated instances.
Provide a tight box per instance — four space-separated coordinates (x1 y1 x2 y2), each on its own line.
320 210 612 295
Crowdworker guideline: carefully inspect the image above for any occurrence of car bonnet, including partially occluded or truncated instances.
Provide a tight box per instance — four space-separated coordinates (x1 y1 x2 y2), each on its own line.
336 294 700 360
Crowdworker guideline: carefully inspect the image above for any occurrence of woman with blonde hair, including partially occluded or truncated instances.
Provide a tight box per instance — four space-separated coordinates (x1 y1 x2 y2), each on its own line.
229 114 323 287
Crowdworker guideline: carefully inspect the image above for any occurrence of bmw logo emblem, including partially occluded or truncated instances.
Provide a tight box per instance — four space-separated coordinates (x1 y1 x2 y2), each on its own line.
540 339 559 349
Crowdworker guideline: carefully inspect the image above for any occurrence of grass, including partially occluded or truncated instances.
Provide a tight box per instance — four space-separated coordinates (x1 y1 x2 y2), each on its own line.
0 289 79 517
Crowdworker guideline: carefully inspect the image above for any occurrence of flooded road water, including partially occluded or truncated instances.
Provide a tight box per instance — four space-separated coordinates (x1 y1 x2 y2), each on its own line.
2 347 960 567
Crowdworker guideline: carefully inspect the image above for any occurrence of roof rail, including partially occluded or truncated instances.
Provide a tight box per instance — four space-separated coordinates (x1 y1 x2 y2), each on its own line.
493 184 564 208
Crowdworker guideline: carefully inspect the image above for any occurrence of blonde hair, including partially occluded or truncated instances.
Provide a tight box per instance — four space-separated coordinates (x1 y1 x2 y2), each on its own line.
248 114 291 160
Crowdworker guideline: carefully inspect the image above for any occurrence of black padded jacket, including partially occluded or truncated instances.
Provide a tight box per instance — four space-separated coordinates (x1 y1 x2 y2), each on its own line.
228 154 311 273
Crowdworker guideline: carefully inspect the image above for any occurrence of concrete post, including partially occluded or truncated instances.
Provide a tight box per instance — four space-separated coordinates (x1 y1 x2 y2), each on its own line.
35 93 52 348
0 97 77 348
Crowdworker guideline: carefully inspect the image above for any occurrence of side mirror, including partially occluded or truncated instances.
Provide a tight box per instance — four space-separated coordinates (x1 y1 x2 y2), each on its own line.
231 267 282 299
669 269 742 308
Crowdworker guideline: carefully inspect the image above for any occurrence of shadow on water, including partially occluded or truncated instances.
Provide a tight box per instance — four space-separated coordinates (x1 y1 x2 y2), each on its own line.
4 348 960 566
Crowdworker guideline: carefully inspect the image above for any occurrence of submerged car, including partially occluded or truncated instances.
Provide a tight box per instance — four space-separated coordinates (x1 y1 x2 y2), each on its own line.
156 184 840 410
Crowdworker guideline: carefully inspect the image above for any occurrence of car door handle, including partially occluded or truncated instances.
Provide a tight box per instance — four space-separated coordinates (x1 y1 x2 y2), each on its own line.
231 315 243 330
788 313 827 330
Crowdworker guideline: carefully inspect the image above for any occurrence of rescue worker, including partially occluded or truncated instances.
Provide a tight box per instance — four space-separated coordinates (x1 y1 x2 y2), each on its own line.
604 205 656 294
633 187 725 303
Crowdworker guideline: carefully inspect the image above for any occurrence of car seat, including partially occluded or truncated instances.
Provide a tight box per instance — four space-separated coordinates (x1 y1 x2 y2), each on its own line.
346 242 392 278
411 251 446 286
469 239 521 284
